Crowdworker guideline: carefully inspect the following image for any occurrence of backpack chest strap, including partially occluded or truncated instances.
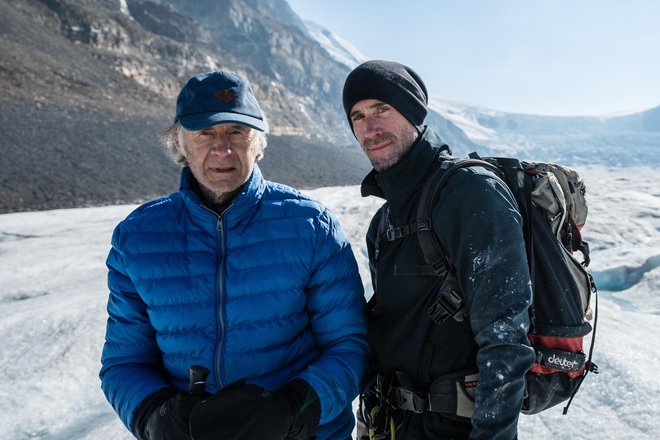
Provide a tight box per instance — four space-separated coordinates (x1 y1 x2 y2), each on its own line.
376 214 440 276
384 218 431 242
374 202 467 323
375 204 432 260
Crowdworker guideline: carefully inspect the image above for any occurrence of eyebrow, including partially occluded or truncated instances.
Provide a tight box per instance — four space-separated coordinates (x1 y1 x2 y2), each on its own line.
349 109 362 119
350 101 389 119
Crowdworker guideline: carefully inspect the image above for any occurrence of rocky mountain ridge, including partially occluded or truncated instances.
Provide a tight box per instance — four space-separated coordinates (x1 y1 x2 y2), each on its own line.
1 0 657 213
0 0 378 213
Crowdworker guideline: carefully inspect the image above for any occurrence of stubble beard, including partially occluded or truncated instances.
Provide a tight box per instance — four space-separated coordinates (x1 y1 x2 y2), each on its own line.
365 129 419 172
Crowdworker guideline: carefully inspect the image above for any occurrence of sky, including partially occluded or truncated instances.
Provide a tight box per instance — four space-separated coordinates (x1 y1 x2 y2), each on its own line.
287 0 660 117
1 165 659 439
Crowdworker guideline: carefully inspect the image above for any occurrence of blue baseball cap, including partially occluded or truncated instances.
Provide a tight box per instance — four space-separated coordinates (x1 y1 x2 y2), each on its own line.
174 71 267 132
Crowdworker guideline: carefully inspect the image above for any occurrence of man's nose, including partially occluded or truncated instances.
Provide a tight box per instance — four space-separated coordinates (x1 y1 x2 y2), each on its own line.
363 116 382 139
210 135 233 155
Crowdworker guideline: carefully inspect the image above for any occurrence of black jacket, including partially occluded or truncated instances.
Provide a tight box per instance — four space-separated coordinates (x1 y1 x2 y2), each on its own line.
361 127 535 439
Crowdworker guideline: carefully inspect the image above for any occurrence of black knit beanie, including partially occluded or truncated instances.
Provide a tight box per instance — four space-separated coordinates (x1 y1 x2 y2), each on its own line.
342 60 428 130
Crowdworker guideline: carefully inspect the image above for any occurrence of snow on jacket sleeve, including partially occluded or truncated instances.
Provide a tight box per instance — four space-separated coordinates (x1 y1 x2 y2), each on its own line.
99 224 172 433
435 168 535 440
295 207 371 424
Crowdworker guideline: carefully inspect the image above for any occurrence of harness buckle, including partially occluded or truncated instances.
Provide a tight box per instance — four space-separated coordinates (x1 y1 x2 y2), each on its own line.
394 387 426 414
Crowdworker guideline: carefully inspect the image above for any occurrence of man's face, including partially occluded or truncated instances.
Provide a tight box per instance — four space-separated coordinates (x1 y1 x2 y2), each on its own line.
349 99 419 172
178 123 261 204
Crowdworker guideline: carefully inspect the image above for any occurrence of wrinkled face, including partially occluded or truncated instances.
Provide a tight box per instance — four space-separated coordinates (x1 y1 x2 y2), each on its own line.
177 123 261 204
349 99 419 172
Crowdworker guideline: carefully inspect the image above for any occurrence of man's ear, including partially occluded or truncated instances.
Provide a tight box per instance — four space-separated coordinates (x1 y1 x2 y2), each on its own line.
173 132 187 159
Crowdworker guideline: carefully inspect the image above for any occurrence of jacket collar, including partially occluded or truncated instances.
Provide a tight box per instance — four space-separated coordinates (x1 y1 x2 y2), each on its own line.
179 163 266 223
361 127 451 209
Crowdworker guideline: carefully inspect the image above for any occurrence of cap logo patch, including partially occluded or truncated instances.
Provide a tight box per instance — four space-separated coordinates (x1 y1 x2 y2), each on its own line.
214 88 236 104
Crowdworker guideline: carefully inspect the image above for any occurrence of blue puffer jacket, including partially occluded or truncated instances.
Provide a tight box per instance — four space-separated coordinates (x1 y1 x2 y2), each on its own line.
100 164 369 439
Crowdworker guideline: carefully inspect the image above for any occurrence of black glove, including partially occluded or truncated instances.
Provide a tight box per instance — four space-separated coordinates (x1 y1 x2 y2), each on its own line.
189 378 321 440
133 388 207 440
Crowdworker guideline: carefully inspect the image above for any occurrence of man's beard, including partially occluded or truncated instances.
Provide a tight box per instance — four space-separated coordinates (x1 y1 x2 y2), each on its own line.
364 132 415 172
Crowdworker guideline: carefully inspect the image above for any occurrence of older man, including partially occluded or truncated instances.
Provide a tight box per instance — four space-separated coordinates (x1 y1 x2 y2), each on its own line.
100 71 369 440
343 60 535 439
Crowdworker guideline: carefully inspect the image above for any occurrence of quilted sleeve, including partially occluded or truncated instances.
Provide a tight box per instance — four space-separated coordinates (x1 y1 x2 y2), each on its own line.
99 225 172 433
295 208 371 423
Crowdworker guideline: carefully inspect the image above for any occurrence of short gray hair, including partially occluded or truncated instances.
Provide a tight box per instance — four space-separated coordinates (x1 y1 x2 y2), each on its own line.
162 122 268 165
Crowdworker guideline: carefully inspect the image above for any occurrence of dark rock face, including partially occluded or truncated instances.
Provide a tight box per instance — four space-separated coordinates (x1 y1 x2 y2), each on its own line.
0 0 355 212
0 0 479 213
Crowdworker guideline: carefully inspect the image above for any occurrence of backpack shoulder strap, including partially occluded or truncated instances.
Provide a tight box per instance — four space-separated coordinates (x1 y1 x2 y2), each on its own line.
373 203 389 262
372 155 502 324
416 157 501 274
414 156 502 325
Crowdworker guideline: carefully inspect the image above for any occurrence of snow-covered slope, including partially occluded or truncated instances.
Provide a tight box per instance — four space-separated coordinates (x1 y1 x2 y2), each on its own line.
302 19 366 69
0 165 658 439
429 98 660 167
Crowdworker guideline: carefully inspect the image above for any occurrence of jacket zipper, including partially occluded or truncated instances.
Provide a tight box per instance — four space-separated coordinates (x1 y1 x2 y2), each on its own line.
215 214 227 389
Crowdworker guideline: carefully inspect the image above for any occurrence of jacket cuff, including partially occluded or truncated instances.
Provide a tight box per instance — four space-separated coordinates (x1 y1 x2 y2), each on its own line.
132 388 177 440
